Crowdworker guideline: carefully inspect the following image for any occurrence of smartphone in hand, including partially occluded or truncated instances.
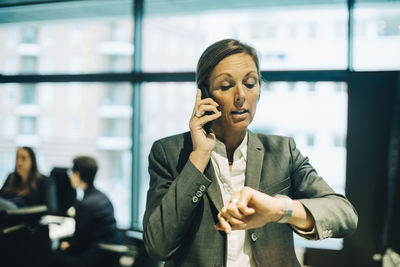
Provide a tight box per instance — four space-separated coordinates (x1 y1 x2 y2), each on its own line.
200 86 214 134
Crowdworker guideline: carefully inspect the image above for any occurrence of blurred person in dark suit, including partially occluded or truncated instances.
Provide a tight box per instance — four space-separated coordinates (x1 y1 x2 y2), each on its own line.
0 146 56 214
51 155 121 267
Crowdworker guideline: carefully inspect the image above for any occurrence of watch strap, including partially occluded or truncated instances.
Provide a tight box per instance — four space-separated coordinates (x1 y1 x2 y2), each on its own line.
275 194 293 223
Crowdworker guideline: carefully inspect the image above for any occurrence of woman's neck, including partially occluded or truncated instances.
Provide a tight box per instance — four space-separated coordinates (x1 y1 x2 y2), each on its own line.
214 128 247 162
19 172 29 183
16 173 30 195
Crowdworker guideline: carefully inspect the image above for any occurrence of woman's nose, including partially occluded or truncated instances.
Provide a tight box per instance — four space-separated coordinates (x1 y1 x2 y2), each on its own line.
234 85 245 106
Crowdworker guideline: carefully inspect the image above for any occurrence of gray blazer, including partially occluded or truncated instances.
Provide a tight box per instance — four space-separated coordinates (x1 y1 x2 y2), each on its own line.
143 131 358 267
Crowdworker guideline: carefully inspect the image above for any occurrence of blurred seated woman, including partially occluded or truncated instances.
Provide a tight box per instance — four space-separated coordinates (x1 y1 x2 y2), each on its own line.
0 147 57 214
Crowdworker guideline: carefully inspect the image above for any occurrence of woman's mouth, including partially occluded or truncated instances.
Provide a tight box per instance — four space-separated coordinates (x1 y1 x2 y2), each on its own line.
231 109 248 115
230 109 248 121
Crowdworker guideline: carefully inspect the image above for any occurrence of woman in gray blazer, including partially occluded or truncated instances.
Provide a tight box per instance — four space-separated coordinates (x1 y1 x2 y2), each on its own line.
143 39 358 267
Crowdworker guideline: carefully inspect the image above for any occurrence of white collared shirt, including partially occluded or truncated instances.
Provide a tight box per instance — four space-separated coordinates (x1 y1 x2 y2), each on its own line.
210 132 254 267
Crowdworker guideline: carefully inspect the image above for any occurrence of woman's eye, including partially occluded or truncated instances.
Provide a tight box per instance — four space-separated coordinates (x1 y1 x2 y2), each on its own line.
220 84 231 90
245 83 255 89
244 77 257 89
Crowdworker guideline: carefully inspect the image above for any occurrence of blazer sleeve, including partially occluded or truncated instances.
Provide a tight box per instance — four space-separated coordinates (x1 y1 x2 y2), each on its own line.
143 139 213 261
289 137 358 240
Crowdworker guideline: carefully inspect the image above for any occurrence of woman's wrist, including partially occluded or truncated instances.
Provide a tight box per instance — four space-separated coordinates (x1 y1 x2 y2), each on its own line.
287 200 315 231
272 196 314 231
189 150 211 173
273 195 293 223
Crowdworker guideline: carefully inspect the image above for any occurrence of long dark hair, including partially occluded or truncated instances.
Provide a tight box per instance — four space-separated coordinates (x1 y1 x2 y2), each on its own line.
196 38 261 93
3 147 41 194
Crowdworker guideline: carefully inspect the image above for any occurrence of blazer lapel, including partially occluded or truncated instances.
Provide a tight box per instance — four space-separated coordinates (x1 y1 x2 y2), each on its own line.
204 162 224 211
203 131 265 211
245 131 264 190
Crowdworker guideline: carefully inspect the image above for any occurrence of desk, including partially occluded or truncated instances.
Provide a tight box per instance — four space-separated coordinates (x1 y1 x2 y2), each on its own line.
41 215 75 240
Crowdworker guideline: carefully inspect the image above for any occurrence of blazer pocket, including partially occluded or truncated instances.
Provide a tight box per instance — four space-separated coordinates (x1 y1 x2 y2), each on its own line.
263 177 291 196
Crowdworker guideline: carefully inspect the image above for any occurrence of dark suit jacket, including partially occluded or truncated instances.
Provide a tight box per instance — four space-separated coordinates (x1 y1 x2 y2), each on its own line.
68 185 119 254
52 185 120 267
143 131 358 267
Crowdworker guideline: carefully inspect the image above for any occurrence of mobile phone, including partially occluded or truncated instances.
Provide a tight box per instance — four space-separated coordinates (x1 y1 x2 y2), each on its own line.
200 86 214 134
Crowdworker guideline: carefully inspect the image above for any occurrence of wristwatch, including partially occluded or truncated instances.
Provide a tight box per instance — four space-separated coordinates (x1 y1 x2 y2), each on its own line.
274 194 293 223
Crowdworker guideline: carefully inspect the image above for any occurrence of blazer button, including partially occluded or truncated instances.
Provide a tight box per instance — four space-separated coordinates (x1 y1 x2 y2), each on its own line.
199 185 206 192
196 191 203 197
250 233 258 242
192 196 199 203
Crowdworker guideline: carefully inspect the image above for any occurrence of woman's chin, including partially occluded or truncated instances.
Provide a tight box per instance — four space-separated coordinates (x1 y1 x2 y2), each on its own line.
213 119 251 135
228 122 250 132
16 170 27 178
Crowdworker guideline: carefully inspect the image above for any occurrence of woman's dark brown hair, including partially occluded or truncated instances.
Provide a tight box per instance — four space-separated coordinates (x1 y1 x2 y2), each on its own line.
3 146 41 194
196 38 261 93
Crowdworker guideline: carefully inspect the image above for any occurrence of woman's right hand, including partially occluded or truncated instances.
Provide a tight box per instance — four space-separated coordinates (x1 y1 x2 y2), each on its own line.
189 89 221 173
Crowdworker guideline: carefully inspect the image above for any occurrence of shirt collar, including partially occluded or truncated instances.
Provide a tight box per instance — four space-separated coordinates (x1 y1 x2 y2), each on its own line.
214 131 248 161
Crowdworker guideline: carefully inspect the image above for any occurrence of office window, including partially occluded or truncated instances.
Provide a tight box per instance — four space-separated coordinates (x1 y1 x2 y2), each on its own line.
306 134 315 147
136 82 196 229
21 26 38 44
20 56 37 73
19 116 37 135
102 118 130 137
0 18 133 75
354 0 400 70
109 55 131 72
98 150 132 227
103 84 131 106
333 134 346 148
20 84 36 104
143 0 348 71
0 150 15 188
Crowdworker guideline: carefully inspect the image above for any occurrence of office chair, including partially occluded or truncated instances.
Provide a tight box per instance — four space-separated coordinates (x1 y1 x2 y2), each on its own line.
96 229 162 267
50 167 76 217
